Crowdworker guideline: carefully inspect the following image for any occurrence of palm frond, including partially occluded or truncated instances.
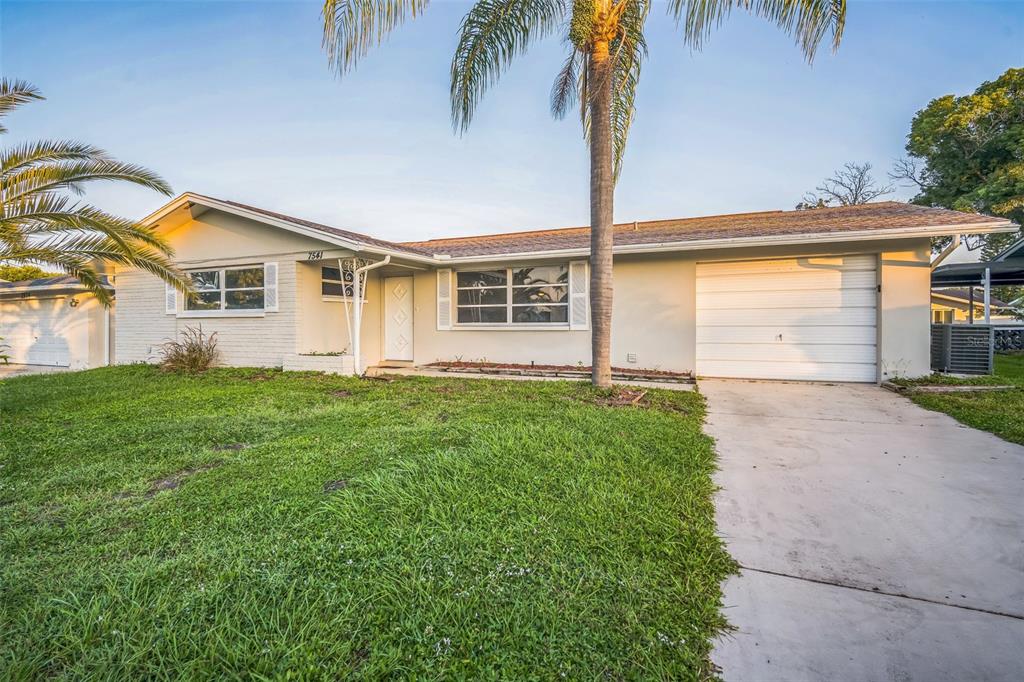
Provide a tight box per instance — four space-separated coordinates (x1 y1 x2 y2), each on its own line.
575 0 649 182
670 0 846 62
0 79 43 133
451 0 568 133
3 198 174 255
1 140 110 179
550 49 581 120
2 233 188 304
4 158 173 203
322 0 431 76
608 2 648 179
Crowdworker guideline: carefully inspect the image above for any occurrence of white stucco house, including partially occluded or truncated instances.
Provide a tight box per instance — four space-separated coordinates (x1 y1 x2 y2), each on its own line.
6 192 1014 380
95 192 1012 383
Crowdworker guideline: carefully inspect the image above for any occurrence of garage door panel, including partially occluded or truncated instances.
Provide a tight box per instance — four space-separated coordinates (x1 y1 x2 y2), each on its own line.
696 256 878 382
696 269 877 293
696 255 876 277
697 325 878 345
0 297 77 367
697 307 877 327
697 342 877 364
698 287 876 310
697 360 878 383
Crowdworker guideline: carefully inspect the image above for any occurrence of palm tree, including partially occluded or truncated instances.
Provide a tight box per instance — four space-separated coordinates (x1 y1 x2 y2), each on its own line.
0 79 189 305
323 0 846 387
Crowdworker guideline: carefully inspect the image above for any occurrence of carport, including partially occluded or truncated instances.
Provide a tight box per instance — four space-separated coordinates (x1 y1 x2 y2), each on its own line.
931 237 1024 324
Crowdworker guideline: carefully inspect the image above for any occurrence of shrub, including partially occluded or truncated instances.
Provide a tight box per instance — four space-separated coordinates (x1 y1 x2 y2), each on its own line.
0 264 59 282
159 326 219 374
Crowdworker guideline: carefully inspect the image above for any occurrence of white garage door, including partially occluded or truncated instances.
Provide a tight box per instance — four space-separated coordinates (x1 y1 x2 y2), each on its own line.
0 297 78 367
696 255 878 382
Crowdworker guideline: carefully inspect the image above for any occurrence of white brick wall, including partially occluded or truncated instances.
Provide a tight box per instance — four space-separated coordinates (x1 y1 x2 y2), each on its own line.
115 260 298 367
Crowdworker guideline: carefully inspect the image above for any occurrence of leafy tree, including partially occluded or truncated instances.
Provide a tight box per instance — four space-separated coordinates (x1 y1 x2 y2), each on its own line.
892 67 1024 260
322 0 846 386
0 80 189 305
0 264 59 282
798 161 893 209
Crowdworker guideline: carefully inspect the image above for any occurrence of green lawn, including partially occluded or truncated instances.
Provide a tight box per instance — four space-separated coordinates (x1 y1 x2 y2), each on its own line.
0 366 734 680
901 354 1024 445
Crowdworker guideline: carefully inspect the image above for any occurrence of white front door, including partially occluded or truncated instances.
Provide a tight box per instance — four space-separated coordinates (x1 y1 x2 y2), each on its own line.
384 276 414 361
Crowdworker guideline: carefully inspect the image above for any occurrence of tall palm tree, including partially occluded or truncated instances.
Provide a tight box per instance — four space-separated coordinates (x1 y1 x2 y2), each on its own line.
0 79 189 305
323 0 846 386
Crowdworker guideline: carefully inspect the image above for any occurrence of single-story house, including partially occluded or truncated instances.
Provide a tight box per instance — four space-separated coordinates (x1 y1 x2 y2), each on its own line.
0 276 113 369
930 288 1019 325
101 193 1015 383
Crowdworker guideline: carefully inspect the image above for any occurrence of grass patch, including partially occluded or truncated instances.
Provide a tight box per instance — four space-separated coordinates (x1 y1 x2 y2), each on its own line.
897 354 1024 444
0 366 734 679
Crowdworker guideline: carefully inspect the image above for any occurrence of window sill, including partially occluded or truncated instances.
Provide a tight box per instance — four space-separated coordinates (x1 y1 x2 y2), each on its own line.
450 325 576 332
176 310 266 319
322 296 368 303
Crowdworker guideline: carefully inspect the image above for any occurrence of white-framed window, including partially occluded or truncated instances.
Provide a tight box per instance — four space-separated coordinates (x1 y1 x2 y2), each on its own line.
321 263 368 300
932 309 953 324
455 265 569 325
185 265 265 312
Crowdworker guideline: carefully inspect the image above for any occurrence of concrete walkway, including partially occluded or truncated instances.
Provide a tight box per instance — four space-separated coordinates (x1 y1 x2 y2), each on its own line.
0 363 69 379
704 379 1024 681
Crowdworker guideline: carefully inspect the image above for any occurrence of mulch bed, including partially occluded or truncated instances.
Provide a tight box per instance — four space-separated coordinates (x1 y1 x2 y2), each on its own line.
428 361 693 384
882 381 1015 395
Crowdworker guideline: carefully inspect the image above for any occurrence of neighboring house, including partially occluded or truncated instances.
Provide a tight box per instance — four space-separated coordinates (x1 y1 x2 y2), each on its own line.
930 288 1020 324
104 193 1016 383
0 276 113 369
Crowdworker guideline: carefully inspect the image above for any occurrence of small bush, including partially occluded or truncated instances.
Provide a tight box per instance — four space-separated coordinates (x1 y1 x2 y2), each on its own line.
159 326 219 374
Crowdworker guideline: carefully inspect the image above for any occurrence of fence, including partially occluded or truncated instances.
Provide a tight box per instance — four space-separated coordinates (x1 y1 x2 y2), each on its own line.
994 327 1024 353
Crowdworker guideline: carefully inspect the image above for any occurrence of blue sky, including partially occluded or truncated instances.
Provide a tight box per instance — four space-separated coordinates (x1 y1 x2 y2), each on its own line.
2 1 1022 242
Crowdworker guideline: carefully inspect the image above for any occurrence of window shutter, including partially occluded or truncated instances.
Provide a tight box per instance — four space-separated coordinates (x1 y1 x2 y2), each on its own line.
165 282 176 315
437 268 452 330
264 262 279 312
569 260 589 330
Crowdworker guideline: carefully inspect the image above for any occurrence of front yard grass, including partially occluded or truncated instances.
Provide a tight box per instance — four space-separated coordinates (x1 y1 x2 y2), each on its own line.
899 353 1024 444
0 366 734 679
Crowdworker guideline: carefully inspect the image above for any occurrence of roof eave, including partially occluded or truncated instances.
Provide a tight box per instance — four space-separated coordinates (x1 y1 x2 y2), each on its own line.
440 220 1017 263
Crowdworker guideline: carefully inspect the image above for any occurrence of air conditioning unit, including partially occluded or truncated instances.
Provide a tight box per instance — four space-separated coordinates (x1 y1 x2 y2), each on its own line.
931 324 993 375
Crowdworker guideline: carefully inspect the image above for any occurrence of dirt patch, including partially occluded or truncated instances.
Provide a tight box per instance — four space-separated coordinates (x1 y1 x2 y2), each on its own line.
331 390 353 398
212 443 249 452
591 388 650 408
146 462 222 498
323 479 349 493
437 412 450 423
349 647 370 670
34 502 66 527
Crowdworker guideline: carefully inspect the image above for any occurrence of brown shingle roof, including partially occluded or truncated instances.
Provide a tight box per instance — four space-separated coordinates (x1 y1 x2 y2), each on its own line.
933 288 1011 308
187 195 1012 260
401 202 1008 258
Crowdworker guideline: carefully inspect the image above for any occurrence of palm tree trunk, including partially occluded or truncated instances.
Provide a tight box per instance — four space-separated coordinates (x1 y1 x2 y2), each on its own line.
588 44 614 388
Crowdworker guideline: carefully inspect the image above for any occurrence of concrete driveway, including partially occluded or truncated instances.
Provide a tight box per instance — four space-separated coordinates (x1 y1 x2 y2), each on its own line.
705 380 1024 681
